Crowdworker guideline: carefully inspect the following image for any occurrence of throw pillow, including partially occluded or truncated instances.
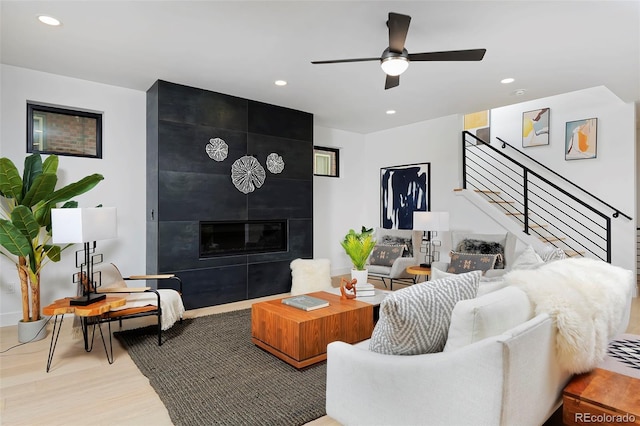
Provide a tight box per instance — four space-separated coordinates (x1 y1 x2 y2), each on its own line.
379 235 413 257
431 267 454 281
510 245 544 270
368 270 481 355
369 244 404 267
456 238 506 269
477 276 509 297
443 286 534 352
447 251 499 274
540 246 567 263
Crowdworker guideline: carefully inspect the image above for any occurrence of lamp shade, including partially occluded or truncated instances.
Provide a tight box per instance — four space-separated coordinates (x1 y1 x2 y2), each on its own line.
413 211 450 232
51 207 117 243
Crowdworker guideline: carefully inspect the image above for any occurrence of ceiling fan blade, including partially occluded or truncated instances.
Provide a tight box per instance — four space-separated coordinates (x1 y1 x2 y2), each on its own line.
388 12 411 53
311 57 380 64
408 49 486 62
385 74 399 90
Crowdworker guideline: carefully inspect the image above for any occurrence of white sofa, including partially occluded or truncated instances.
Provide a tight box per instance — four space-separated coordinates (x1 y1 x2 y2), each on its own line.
326 260 634 426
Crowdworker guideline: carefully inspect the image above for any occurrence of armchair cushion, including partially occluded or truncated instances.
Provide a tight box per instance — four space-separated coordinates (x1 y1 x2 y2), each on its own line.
369 270 481 355
451 231 517 270
455 238 506 269
447 251 499 274
369 244 404 267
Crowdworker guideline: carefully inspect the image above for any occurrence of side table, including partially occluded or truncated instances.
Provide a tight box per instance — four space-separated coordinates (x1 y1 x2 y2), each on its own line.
563 368 640 425
406 265 431 282
42 296 126 372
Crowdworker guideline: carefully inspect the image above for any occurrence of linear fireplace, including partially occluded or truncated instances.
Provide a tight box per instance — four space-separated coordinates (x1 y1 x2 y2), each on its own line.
200 220 288 258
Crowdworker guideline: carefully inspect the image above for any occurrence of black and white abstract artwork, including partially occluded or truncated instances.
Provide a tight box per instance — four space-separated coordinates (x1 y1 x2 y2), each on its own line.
380 163 430 230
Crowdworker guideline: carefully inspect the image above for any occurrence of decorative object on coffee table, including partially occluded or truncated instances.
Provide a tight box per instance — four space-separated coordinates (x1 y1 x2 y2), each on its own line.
340 277 357 299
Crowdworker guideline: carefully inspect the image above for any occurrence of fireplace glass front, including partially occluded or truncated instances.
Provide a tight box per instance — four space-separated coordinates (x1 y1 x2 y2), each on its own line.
200 220 288 257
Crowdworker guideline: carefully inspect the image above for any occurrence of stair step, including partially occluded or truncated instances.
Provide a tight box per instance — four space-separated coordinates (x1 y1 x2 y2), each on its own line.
540 237 566 243
505 212 524 216
529 224 549 228
474 189 501 194
565 250 585 257
489 200 515 204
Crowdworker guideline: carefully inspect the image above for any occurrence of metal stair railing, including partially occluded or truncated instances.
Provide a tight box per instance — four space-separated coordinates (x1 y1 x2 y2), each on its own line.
461 131 630 263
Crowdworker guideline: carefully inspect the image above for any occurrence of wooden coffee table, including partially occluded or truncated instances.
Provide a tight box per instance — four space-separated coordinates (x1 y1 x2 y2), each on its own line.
251 291 374 369
563 368 640 425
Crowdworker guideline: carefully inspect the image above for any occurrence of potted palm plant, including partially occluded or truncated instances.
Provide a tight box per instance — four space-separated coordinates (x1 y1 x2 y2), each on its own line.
340 226 376 285
0 152 103 342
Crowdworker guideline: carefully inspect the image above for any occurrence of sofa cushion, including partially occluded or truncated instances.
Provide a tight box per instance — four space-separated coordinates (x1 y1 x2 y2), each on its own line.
369 244 404 267
476 276 509 297
510 245 544 270
447 251 499 274
369 270 481 355
456 238 506 269
444 286 533 352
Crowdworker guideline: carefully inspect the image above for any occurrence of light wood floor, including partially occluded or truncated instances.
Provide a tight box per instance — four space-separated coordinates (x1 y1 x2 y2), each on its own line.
1 278 638 426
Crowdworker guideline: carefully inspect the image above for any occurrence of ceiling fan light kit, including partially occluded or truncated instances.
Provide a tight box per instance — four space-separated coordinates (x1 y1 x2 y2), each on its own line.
312 12 487 90
380 48 409 76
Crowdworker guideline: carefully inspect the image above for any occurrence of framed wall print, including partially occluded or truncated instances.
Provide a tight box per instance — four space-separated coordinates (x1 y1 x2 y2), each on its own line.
27 102 103 158
565 118 597 160
463 110 490 144
380 162 430 230
522 108 550 147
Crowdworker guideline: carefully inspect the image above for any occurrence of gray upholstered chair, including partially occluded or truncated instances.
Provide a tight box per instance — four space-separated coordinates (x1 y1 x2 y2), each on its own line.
431 231 517 278
367 228 423 290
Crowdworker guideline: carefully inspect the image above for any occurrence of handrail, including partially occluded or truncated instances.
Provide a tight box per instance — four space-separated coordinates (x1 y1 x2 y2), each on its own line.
464 132 610 224
462 130 613 262
496 136 632 221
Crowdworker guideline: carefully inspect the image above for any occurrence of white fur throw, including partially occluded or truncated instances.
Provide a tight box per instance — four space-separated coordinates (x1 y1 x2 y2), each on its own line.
504 257 632 374
290 258 332 295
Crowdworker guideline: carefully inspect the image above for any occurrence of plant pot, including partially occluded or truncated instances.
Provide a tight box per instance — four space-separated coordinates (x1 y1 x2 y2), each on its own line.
17 317 48 343
351 269 369 286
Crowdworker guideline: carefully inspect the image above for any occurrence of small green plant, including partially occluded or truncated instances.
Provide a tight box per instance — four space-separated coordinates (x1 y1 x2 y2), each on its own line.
340 226 376 271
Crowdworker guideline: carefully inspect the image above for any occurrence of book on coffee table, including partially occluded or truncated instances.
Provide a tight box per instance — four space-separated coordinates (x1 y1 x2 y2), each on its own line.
281 295 330 311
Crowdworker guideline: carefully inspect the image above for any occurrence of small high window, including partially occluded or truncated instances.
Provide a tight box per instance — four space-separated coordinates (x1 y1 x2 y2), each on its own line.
313 146 339 177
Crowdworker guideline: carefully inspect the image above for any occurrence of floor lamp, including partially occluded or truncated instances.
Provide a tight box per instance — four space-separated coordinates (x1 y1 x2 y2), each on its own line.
51 207 118 306
413 211 450 268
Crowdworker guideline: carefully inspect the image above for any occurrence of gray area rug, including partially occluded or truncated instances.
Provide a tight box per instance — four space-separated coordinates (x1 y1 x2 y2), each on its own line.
115 309 326 426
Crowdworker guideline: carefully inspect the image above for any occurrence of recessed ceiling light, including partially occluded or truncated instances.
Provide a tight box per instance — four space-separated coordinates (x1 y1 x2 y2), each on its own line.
514 89 527 96
274 80 287 86
386 110 396 115
37 15 61 26
501 78 515 84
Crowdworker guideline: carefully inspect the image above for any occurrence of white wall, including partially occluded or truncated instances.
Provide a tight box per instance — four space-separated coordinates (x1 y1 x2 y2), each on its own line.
312 126 366 275
491 86 636 271
313 86 637 276
0 65 147 326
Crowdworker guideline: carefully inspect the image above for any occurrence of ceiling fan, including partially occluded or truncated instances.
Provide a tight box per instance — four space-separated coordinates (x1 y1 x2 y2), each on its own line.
311 12 486 90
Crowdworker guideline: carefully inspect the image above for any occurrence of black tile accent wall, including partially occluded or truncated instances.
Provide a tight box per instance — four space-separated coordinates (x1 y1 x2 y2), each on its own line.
147 80 313 309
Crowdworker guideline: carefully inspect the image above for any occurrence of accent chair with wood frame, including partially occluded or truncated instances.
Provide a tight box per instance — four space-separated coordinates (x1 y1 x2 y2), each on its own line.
95 263 184 345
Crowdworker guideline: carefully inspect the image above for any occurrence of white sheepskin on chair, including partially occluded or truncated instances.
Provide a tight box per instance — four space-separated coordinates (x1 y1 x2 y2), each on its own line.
504 257 632 374
290 258 332 295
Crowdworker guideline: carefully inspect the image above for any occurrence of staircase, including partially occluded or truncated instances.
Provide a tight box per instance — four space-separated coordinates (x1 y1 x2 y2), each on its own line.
461 131 632 262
